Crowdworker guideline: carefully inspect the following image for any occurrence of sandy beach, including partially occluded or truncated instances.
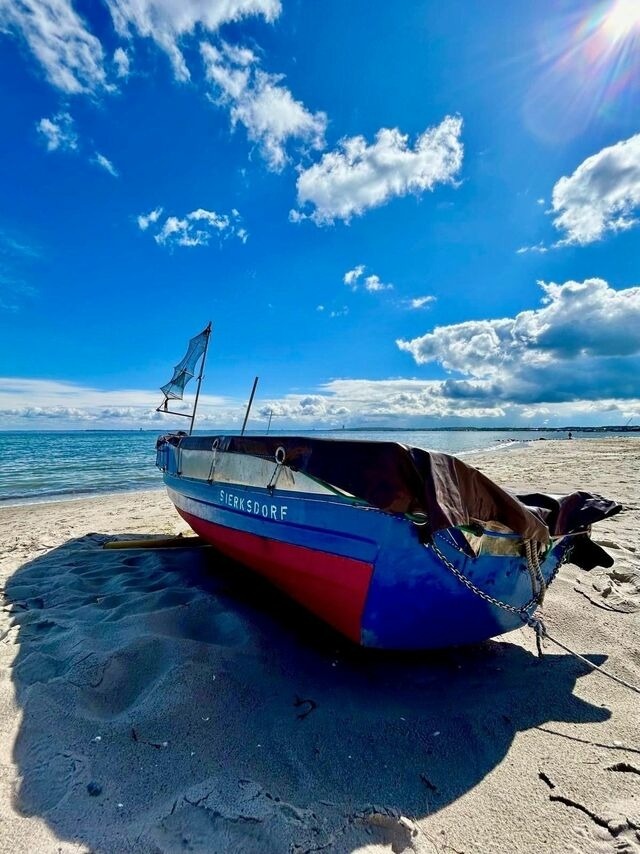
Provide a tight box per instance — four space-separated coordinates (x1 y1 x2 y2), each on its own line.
0 438 638 854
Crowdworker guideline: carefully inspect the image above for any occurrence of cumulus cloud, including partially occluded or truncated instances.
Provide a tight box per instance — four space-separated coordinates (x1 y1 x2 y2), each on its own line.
291 115 463 225
551 133 640 245
0 376 238 428
93 152 119 176
397 278 640 405
36 112 78 151
343 265 393 292
201 41 326 171
0 0 107 94
343 265 364 286
137 206 247 247
3 368 640 430
264 378 640 425
257 379 507 425
257 394 349 421
108 0 281 82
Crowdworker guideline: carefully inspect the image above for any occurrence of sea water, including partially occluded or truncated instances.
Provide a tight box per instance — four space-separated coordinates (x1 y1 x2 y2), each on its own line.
0 429 635 505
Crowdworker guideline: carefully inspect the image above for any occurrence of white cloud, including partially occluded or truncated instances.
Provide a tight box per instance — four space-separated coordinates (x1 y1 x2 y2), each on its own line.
201 41 326 171
363 274 392 293
36 111 78 151
343 265 392 292
0 231 39 312
0 376 239 428
137 207 163 231
291 115 463 225
93 152 119 177
516 242 548 255
343 265 364 287
255 378 640 427
256 379 506 424
0 0 107 94
137 206 247 247
397 278 640 405
551 133 640 245
107 0 281 82
408 296 436 309
3 371 640 431
113 46 130 78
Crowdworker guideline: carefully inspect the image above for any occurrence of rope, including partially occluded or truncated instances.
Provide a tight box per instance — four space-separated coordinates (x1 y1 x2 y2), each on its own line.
530 616 640 696
524 539 547 605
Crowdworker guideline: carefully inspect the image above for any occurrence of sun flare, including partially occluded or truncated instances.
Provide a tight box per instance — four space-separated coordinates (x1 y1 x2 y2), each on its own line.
603 0 640 41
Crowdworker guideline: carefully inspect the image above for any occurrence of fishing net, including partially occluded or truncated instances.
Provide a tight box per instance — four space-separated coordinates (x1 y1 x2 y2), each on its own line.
160 327 209 401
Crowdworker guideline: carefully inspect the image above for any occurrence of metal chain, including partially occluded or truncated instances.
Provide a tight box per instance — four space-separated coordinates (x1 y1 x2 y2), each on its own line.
427 536 568 627
429 536 640 696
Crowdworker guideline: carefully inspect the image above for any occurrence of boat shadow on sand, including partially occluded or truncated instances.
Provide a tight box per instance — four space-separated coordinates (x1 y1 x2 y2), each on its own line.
5 533 611 853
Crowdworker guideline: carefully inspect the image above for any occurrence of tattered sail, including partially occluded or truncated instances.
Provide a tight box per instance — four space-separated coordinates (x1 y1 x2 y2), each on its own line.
157 322 211 434
160 326 210 401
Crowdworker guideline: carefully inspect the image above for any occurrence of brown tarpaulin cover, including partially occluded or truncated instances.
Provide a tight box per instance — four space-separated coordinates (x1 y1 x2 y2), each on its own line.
174 435 622 545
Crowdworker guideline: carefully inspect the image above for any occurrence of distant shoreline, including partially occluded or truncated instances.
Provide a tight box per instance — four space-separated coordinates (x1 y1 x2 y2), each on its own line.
0 425 639 434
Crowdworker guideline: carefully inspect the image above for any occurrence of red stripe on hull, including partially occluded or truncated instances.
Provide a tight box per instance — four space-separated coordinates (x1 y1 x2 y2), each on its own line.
177 508 373 644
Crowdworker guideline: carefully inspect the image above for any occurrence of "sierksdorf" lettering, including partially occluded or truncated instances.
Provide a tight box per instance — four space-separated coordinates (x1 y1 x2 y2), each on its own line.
219 489 288 521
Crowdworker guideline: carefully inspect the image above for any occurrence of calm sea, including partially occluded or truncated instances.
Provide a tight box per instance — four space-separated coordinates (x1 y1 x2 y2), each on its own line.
0 429 635 506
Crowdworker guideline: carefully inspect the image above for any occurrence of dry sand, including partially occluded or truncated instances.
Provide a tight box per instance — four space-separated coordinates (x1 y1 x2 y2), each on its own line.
0 438 638 854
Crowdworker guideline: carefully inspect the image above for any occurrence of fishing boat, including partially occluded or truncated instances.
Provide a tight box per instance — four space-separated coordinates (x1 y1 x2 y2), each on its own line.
154 325 621 650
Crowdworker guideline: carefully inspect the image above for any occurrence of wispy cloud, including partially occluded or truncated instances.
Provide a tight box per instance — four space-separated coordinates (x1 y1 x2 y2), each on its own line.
137 206 248 248
113 46 130 78
516 242 548 255
291 115 463 225
0 230 40 313
137 207 162 231
0 276 37 313
407 295 436 309
93 152 119 177
107 0 281 82
551 133 640 245
362 274 392 292
0 0 108 94
36 112 78 151
201 41 326 172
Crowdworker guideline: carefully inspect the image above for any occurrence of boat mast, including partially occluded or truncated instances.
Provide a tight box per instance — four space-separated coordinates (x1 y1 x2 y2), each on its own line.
240 376 259 436
189 321 212 436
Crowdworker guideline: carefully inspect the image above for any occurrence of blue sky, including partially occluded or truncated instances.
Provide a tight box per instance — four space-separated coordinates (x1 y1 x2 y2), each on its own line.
1 0 639 429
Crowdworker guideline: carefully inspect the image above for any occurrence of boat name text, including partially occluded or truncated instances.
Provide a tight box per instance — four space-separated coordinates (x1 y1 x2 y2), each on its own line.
219 489 288 521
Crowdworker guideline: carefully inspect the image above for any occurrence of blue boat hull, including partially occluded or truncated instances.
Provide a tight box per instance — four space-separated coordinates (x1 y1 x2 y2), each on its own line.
163 472 567 649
